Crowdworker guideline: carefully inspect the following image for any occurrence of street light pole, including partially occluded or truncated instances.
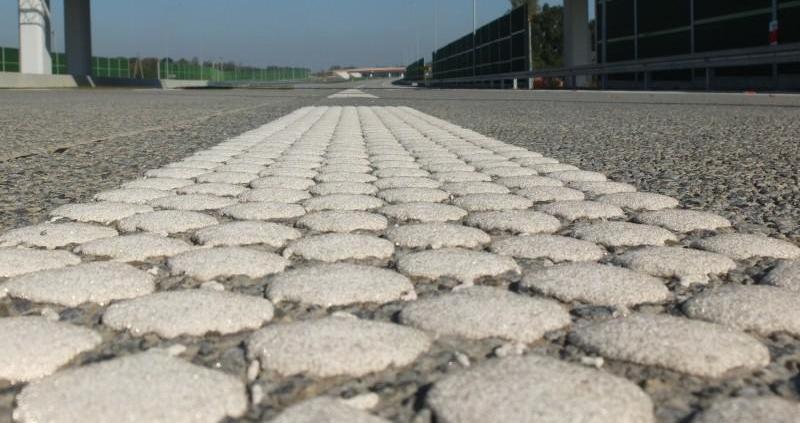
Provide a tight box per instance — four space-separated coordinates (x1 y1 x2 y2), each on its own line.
472 0 477 78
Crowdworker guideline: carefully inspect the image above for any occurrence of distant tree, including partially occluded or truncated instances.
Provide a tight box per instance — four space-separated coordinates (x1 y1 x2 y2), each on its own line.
531 4 563 68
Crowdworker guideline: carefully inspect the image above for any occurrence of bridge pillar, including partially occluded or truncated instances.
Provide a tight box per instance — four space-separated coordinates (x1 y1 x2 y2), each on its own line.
18 0 52 75
563 0 591 88
64 0 92 76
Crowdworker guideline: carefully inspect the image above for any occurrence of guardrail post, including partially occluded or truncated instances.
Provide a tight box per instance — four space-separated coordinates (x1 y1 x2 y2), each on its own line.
513 78 518 90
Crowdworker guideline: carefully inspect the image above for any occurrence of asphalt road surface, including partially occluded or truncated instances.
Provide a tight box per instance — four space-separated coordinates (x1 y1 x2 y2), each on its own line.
1 81 799 423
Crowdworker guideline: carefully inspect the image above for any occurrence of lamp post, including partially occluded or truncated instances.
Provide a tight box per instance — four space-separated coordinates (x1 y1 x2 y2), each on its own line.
473 0 477 78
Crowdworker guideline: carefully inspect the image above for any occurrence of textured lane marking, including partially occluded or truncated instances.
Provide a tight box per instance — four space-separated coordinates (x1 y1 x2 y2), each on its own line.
2 105 800 421
328 89 378 99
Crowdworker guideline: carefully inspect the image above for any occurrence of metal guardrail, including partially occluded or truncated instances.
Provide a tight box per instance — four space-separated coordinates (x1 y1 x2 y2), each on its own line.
425 42 800 89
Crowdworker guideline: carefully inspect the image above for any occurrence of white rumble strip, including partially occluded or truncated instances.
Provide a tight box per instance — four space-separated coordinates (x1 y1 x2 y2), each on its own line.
327 89 378 99
1 105 799 422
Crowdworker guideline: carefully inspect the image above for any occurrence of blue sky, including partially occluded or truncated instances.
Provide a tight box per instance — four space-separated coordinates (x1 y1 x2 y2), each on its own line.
1 0 565 70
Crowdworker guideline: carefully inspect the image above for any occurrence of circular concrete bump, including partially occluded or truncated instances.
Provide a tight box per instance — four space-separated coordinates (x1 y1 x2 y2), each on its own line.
311 182 377 196
499 149 542 159
94 188 171 205
51 202 153 224
104 289 274 337
325 158 370 166
13 352 247 423
166 160 221 170
284 234 394 262
222 202 306 221
270 397 390 423
616 246 736 285
425 163 475 173
186 154 228 163
433 171 492 183
548 170 608 183
442 182 509 196
0 248 81 278
75 234 193 262
316 172 377 183
763 260 800 291
636 209 731 233
148 194 237 211
380 202 467 223
570 313 770 378
416 158 463 167
523 262 670 307
303 194 385 211
374 177 441 190
370 161 417 171
491 235 606 262
692 397 800 423
241 188 312 204
0 222 117 249
495 175 563 189
571 221 678 247
192 221 301 247
694 234 800 260
568 181 637 196
473 161 519 171
598 192 679 211
251 176 315 190
247 316 431 378
261 168 318 179
319 162 371 171
465 210 561 234
453 193 533 212
168 247 288 281
374 168 430 178
401 286 569 343
483 166 538 178
196 171 258 185
427 354 655 423
528 163 580 173
123 178 194 191
226 157 273 166
683 285 800 336
538 200 625 221
145 167 209 179
0 317 100 383
298 211 388 233
118 210 217 235
215 163 266 174
177 183 248 197
513 156 561 166
267 263 415 307
387 223 490 249
2 262 154 307
378 188 450 204
517 186 586 202
397 248 519 283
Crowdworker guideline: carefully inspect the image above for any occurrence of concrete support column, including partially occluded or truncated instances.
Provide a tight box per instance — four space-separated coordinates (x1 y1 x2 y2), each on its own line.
64 0 92 76
563 0 591 87
18 0 52 75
